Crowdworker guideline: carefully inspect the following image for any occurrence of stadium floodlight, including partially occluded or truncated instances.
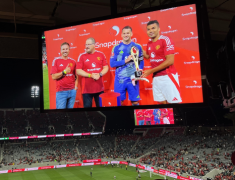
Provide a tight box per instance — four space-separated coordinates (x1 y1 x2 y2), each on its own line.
31 86 39 98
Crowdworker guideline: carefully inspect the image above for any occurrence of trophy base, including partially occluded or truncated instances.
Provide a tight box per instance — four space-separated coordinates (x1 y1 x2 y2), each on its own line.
135 71 142 78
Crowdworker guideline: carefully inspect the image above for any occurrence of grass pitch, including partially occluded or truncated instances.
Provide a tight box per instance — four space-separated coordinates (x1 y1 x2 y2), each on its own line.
0 165 176 180
43 67 50 109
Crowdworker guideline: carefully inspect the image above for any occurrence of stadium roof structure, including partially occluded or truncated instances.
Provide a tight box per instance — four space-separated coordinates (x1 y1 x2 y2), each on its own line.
0 0 233 41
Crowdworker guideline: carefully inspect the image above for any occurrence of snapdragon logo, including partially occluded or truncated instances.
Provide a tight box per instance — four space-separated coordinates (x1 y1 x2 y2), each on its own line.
182 6 196 16
66 26 76 31
93 22 105 26
53 34 63 41
109 26 120 36
184 61 200 64
161 25 178 34
70 42 77 49
79 29 90 36
185 80 202 88
160 7 177 12
150 59 163 63
92 62 96 67
95 38 137 49
141 16 151 25
124 15 137 20
151 52 155 58
182 32 198 41
184 55 200 64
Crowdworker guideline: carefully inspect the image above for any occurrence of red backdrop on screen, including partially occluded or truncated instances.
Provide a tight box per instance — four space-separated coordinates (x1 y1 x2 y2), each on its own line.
44 4 203 109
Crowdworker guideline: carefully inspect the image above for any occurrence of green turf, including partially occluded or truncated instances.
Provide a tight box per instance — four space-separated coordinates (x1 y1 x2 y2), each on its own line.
43 67 50 109
0 165 177 180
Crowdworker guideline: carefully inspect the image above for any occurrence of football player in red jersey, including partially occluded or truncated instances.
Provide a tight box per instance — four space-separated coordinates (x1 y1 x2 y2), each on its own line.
51 42 78 109
161 108 170 124
142 20 182 104
76 37 109 108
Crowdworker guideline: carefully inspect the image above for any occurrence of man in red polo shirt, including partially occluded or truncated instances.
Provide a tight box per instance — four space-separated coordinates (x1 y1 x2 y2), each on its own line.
135 109 144 125
143 109 153 125
142 20 182 104
76 37 109 108
51 42 78 109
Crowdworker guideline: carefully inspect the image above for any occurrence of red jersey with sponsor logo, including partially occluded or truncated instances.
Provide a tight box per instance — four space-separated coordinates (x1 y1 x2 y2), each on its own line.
135 110 144 122
143 109 153 121
146 35 177 77
50 57 76 92
77 51 108 94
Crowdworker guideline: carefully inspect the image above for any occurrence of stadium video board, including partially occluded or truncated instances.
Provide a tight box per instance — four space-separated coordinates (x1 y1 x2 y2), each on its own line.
41 1 206 112
134 108 174 125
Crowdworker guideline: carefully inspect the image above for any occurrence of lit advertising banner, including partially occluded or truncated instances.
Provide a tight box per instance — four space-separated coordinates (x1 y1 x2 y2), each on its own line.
0 170 8 174
83 159 101 163
25 167 39 171
178 176 190 180
82 163 94 166
42 3 204 111
134 108 174 125
66 164 82 167
13 169 25 172
153 169 159 173
129 163 137 167
55 165 67 168
165 170 178 178
111 161 120 164
137 164 146 169
38 166 54 170
119 161 128 165
0 132 102 141
159 169 166 175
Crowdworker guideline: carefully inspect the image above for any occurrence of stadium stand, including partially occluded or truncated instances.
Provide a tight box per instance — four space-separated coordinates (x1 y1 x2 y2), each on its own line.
0 109 105 137
0 110 234 180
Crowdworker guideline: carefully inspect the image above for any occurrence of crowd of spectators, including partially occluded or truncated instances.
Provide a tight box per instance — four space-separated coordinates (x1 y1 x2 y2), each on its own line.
0 109 105 137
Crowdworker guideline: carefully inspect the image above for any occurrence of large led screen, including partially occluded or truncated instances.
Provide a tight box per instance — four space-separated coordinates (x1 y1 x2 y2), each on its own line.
134 108 174 125
42 3 203 110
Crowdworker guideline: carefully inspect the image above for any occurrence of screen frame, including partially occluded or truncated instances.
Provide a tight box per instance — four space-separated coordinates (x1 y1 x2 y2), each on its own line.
39 0 208 113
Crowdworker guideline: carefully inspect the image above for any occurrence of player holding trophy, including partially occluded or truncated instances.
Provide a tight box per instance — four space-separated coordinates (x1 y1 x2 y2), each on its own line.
110 26 148 106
